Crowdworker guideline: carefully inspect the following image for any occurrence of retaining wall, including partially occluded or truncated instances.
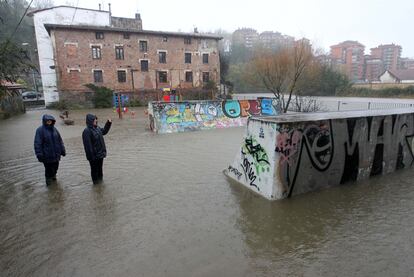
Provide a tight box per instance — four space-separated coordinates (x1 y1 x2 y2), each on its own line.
148 99 279 133
224 109 414 200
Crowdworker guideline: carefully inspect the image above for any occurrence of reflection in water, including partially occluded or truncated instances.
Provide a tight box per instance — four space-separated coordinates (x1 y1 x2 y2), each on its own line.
1 108 414 276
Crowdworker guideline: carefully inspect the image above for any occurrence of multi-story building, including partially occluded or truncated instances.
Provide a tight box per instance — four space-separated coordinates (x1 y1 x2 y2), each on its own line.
232 28 259 48
45 24 221 103
401 58 414 70
28 5 221 105
330 41 365 81
370 44 402 71
364 55 383 82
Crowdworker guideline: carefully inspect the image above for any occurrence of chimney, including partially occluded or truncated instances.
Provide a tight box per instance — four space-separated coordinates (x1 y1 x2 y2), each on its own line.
135 13 141 20
108 3 111 15
99 3 101 10
194 27 198 33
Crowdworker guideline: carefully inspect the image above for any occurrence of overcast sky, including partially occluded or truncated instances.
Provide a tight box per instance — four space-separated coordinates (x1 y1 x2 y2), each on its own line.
53 0 414 57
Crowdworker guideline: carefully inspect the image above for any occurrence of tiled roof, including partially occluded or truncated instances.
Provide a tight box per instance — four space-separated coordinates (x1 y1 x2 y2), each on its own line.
387 69 414 80
44 24 222 40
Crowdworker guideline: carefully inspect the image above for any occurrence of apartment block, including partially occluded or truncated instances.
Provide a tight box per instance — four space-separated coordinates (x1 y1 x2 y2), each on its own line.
330 41 365 81
370 44 402 71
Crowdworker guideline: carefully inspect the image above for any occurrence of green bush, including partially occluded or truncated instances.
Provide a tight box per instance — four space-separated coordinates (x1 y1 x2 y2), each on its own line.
128 99 142 107
85 84 113 108
47 100 69 110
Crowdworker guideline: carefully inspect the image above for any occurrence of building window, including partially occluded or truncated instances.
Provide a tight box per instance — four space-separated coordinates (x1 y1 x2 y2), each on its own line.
123 33 130 39
139 40 148 52
93 70 103 83
95 32 104 39
184 37 191 44
185 53 191 64
163 36 168 42
159 71 167 83
202 53 209 64
92 46 101 59
202 72 210 83
140 60 148 72
117 70 126 82
159 51 166 63
185 71 193 82
115 46 124 60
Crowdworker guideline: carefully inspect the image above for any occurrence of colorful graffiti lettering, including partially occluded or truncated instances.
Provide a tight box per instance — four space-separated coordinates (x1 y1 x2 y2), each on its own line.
242 136 270 174
149 99 279 134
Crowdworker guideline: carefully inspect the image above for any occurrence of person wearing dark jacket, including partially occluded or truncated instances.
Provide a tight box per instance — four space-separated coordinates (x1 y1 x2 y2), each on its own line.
82 114 112 184
34 114 66 185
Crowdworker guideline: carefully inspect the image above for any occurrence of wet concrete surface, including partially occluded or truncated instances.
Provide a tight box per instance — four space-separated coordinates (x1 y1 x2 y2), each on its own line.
1 108 414 276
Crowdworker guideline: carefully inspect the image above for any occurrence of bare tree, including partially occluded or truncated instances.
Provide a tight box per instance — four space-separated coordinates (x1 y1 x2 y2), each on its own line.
251 40 314 113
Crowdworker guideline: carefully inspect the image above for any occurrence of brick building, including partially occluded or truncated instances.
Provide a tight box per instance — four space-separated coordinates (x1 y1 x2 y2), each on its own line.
330 40 365 81
45 24 221 103
370 44 402 71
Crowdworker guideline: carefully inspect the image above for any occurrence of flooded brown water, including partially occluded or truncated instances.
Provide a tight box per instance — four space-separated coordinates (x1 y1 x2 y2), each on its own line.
1 108 414 276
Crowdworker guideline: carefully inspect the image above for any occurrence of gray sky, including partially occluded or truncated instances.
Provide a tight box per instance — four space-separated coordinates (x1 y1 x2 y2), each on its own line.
54 0 414 57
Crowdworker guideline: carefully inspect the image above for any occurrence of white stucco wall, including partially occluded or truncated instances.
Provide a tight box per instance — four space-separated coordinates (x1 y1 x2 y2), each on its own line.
379 71 397 83
32 7 110 105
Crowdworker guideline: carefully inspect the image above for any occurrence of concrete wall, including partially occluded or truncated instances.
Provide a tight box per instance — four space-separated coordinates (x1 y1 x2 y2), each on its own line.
32 7 110 105
148 99 278 133
224 109 414 200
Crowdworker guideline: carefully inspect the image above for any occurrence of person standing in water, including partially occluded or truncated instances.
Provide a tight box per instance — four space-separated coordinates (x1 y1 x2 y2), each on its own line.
34 114 66 185
82 114 112 184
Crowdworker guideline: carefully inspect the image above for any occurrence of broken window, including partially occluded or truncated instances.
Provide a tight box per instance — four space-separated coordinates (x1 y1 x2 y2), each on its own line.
159 71 167 83
185 71 193 82
139 40 148 52
117 70 126 82
93 70 103 83
163 36 168 42
184 53 192 64
92 46 101 59
159 51 167 63
141 60 148 72
115 46 124 60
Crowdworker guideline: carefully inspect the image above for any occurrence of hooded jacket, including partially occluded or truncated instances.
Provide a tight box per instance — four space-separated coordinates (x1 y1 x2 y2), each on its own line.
82 114 112 161
34 114 66 163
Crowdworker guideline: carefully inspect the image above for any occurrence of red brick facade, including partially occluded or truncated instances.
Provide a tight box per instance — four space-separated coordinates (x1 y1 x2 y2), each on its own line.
47 25 221 102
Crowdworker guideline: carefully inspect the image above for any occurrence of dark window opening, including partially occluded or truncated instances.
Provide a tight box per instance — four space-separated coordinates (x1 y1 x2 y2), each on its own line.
123 33 130 39
117 70 126 82
115 46 124 60
203 53 209 64
163 36 168 42
93 70 103 83
185 71 193 82
159 71 167 83
184 37 192 44
159 51 167 63
95 32 104 39
185 53 191 64
202 72 210 83
92 46 101 59
141 60 148 72
139 40 148 52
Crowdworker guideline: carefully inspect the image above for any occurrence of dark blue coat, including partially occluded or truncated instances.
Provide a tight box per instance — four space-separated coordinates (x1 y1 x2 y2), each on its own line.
82 114 112 161
34 114 66 163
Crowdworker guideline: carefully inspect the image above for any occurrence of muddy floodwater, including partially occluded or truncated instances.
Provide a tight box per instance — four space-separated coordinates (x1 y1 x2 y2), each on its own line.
1 108 414 276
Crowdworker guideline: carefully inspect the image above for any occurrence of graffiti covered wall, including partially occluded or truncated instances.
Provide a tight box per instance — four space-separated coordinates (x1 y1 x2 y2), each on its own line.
148 99 278 134
224 109 414 200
